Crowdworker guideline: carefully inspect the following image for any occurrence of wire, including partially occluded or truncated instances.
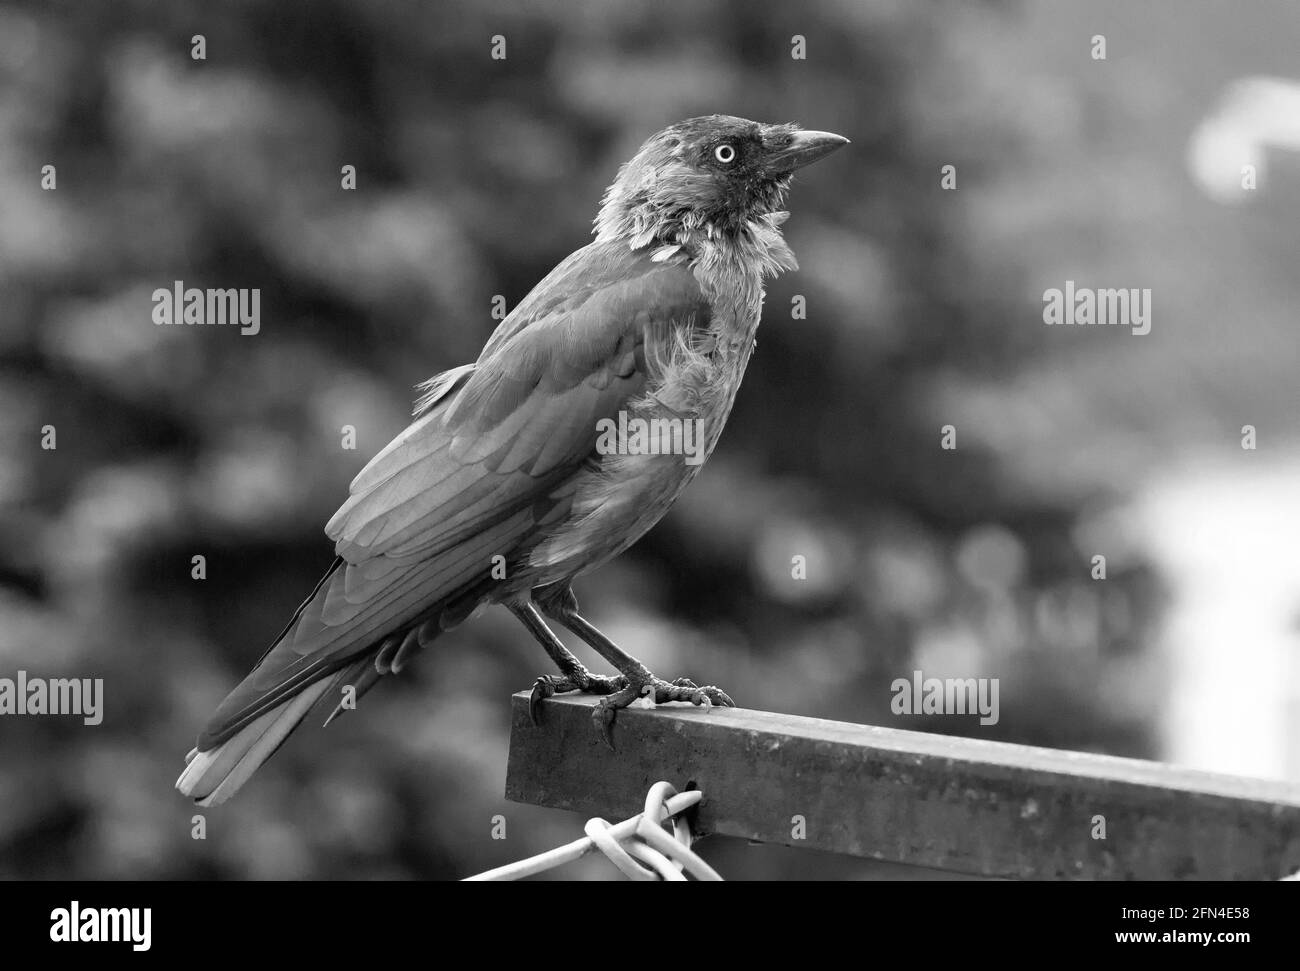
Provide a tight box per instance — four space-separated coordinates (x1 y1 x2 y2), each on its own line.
463 781 723 881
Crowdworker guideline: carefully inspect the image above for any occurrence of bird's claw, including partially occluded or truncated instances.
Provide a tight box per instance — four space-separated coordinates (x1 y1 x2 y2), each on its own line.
655 678 734 708
591 675 736 750
528 672 626 726
529 675 567 726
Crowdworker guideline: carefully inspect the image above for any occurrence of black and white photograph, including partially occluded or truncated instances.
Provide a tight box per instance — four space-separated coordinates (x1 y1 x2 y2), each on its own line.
0 0 1298 945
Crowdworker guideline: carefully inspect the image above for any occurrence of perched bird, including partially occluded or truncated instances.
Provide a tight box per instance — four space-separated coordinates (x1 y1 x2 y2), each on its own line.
177 115 848 805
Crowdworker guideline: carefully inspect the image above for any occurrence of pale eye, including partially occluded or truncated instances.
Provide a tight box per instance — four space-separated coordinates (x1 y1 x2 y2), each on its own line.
714 144 736 164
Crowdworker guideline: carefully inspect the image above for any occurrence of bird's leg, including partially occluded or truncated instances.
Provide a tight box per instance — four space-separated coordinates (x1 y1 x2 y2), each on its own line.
536 585 735 749
507 602 623 725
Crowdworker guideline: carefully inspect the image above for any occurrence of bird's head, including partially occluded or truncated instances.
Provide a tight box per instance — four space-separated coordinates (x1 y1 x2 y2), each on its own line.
594 115 848 246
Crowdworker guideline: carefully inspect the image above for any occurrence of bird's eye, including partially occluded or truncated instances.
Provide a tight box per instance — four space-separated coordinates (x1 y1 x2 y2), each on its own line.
713 144 736 164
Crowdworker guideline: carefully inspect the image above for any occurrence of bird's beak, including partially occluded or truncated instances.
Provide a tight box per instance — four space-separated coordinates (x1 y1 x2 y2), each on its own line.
765 130 850 173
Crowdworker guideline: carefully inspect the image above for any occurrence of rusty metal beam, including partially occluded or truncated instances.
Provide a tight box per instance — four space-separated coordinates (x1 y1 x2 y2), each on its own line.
504 692 1300 879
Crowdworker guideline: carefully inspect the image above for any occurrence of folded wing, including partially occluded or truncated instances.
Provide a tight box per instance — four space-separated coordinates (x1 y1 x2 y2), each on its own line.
192 241 711 750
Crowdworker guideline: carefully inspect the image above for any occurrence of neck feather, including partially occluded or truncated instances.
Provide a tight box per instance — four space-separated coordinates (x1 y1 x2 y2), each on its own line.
595 200 798 282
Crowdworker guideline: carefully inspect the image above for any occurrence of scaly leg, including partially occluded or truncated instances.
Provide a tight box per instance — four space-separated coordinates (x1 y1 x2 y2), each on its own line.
506 601 622 724
534 585 735 748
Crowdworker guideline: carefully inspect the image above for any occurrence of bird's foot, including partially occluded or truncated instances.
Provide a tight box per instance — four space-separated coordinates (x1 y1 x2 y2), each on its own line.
592 674 735 750
529 670 625 725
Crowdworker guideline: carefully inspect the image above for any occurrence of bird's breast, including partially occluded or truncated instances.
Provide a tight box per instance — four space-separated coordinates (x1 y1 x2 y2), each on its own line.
525 289 762 578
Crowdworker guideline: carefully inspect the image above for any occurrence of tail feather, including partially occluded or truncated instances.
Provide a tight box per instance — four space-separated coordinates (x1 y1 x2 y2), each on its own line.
176 680 332 806
176 608 458 805
317 654 386 728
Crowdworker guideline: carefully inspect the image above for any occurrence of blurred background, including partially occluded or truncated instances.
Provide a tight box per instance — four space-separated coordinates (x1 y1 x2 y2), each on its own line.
1 0 1298 880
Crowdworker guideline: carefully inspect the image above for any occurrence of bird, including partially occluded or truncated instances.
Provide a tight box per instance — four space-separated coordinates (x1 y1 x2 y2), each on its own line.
176 114 848 806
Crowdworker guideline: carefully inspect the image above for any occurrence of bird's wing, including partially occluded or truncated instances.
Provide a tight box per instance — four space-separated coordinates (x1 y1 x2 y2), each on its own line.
196 241 710 747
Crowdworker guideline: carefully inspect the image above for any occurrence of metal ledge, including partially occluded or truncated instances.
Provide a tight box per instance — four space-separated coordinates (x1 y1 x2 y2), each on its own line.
505 692 1300 879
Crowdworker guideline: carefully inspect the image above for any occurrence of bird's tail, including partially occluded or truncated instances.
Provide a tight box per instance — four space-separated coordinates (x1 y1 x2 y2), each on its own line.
175 611 452 806
176 679 334 806
175 623 437 806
